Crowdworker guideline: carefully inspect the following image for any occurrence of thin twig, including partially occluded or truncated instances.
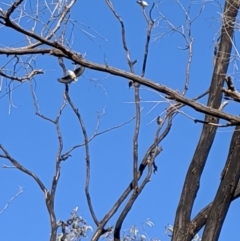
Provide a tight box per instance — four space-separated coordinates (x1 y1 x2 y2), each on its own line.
0 186 23 214
61 114 136 160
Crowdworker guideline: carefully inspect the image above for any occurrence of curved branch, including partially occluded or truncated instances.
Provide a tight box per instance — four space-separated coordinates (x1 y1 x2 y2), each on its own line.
61 115 135 160
0 145 47 193
65 91 99 226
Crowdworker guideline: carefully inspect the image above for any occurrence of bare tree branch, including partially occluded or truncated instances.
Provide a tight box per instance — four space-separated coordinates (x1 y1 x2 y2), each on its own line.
2 45 240 125
0 145 47 193
0 186 23 214
189 181 240 238
1 1 240 240
105 0 140 196
0 69 43 82
29 81 68 241
91 111 174 241
173 0 240 240
141 3 155 77
5 0 23 18
60 114 136 161
65 91 99 226
202 125 240 240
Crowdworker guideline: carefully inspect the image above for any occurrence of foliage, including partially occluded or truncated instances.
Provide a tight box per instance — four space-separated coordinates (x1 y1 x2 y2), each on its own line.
56 207 93 241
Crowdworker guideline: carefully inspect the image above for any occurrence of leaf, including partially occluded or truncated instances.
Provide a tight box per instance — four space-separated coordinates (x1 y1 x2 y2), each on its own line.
86 225 93 232
140 234 146 240
146 220 154 227
130 225 138 236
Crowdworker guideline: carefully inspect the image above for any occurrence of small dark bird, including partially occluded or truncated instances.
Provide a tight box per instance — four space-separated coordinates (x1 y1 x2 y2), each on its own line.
225 76 235 91
129 81 133 88
157 116 162 125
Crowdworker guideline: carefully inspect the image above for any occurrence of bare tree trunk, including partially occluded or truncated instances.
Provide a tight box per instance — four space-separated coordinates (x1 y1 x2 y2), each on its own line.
172 0 240 240
202 125 240 241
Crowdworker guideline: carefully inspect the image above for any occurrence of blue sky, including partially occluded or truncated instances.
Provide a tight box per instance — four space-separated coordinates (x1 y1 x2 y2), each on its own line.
1 0 240 240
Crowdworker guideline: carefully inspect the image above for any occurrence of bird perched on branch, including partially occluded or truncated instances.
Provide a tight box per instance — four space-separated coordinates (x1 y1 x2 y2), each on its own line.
58 65 85 84
156 116 162 125
137 0 149 8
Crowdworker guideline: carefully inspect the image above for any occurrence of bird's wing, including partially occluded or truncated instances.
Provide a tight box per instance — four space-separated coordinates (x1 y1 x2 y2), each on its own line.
74 66 85 77
61 74 72 80
58 74 73 83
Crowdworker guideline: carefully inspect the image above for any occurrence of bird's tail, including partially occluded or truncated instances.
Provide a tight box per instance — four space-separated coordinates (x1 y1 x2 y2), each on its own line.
72 79 78 83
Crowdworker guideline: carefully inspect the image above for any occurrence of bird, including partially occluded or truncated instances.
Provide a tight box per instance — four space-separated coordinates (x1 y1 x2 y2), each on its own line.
137 0 149 8
129 81 134 88
58 65 85 84
156 116 162 125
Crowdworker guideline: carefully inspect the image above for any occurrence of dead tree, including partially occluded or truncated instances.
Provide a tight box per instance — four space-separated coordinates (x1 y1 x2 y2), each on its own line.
0 0 240 241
